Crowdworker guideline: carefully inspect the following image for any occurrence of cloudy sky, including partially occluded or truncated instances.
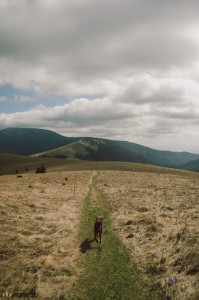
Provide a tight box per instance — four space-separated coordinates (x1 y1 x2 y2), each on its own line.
0 0 199 153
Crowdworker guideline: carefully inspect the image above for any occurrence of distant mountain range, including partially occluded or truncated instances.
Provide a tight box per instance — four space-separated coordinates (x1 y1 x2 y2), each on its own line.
178 158 199 172
106 140 199 168
0 127 199 171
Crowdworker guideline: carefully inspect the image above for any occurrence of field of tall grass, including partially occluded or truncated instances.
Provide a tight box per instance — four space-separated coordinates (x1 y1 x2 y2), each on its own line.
0 159 198 299
97 170 199 300
0 170 93 298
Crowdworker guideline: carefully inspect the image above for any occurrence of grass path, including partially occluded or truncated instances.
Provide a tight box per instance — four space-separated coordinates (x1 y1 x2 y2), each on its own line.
66 171 158 300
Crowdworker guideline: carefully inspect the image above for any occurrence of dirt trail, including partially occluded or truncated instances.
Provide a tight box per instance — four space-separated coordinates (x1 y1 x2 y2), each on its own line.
67 171 158 300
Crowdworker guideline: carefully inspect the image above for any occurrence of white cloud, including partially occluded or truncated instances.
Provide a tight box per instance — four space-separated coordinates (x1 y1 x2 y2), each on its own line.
1 73 199 152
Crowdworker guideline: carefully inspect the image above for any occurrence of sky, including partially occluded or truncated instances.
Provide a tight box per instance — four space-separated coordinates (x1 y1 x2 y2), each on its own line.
0 0 199 153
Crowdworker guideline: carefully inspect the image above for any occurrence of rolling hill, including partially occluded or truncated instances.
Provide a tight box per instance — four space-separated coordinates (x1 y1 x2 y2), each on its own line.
33 137 152 164
1 127 199 170
0 152 193 177
0 127 77 156
0 152 74 175
179 158 199 172
106 139 199 167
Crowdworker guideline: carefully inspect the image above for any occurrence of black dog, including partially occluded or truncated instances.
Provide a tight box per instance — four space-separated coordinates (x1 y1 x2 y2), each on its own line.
94 216 103 246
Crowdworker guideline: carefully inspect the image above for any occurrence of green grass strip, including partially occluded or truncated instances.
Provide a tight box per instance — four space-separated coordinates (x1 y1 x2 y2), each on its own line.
66 172 158 300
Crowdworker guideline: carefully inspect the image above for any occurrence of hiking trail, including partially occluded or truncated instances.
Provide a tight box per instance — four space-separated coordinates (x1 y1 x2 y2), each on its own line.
66 171 158 300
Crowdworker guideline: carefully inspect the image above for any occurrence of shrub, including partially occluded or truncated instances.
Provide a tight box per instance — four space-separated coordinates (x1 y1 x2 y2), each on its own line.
36 165 46 173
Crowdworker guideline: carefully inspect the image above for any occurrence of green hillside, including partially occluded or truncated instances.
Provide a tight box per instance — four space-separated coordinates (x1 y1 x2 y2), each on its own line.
107 139 199 167
1 152 193 177
1 128 199 169
179 158 199 171
0 153 72 175
34 137 152 164
0 128 77 155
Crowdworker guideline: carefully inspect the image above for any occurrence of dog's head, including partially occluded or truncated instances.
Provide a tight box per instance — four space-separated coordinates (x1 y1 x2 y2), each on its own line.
96 216 103 222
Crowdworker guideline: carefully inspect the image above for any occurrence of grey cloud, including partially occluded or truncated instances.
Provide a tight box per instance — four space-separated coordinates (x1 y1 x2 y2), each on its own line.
1 0 199 85
156 109 199 120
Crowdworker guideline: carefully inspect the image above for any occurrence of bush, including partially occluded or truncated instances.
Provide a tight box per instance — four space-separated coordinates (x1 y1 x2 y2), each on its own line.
36 165 46 173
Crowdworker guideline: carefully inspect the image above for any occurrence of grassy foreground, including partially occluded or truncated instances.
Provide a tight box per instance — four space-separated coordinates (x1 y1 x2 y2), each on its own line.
66 172 158 300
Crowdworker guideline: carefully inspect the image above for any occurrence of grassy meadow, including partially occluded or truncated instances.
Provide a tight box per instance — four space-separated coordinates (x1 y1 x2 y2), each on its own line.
0 169 94 298
97 170 199 300
0 156 199 299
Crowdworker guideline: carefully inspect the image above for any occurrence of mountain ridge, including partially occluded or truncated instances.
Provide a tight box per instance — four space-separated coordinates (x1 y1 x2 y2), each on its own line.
0 127 78 155
178 158 199 172
33 137 152 164
105 139 199 167
0 127 199 170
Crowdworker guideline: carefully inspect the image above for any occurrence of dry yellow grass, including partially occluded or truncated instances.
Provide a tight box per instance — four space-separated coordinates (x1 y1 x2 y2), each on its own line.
0 170 94 299
1 163 199 299
97 170 199 300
